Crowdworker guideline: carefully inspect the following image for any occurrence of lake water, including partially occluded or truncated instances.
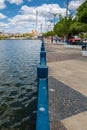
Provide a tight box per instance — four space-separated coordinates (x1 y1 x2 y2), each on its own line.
0 40 41 130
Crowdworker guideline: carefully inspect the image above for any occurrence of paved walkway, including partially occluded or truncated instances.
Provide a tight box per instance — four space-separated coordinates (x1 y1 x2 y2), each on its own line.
45 43 87 130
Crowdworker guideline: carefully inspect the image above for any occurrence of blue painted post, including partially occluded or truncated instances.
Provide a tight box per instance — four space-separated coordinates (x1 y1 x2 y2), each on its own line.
41 46 45 51
41 40 45 51
41 39 44 47
40 51 46 65
36 65 50 130
36 39 50 130
37 65 48 79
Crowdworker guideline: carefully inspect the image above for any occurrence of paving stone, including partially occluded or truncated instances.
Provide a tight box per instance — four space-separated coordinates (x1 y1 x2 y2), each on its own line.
48 76 87 120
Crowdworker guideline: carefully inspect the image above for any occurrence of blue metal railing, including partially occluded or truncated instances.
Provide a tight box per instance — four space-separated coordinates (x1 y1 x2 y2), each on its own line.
36 39 50 130
40 51 46 65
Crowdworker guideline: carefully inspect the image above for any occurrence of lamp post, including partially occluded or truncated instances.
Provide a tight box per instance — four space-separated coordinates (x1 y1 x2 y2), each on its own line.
48 12 58 27
48 19 53 31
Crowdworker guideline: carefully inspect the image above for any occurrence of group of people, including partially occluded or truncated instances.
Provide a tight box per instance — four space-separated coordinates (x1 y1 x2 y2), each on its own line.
51 36 63 44
44 36 64 44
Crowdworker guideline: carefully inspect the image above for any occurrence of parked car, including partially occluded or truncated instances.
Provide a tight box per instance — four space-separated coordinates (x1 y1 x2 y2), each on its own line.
68 36 82 45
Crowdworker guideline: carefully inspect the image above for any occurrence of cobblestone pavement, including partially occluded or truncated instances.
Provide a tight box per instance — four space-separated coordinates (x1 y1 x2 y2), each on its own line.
50 120 67 130
45 43 87 130
49 76 87 120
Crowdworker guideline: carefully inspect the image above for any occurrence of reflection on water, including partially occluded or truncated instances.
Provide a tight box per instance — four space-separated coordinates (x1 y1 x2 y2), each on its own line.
0 40 41 130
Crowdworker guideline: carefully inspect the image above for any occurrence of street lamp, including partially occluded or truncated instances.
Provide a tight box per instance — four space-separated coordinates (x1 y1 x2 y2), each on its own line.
48 12 58 26
48 19 54 31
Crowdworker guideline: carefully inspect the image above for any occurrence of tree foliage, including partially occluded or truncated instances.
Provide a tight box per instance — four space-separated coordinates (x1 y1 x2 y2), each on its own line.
69 22 87 34
77 0 87 23
54 0 87 37
0 36 8 39
54 16 76 36
43 31 55 37
43 0 87 37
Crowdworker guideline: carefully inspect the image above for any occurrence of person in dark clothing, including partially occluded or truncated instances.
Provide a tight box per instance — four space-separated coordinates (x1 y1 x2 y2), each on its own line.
51 37 53 44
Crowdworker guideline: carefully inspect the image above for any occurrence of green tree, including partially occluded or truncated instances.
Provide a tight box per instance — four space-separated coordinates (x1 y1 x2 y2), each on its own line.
54 16 75 37
77 0 87 23
44 1 87 38
69 22 87 34
43 31 55 37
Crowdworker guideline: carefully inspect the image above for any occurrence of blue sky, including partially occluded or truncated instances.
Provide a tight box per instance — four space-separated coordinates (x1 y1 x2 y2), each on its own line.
0 0 84 33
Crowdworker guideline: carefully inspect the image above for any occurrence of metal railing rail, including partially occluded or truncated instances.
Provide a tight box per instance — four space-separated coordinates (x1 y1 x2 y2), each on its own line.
36 39 50 130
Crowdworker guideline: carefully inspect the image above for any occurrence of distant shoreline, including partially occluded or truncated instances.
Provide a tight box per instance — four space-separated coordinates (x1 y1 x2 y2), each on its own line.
0 37 39 40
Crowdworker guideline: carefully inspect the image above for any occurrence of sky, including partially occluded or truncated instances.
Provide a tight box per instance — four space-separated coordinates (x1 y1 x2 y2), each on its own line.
0 0 85 33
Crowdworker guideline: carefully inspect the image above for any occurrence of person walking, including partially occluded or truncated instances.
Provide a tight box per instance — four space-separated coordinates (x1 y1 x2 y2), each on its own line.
51 36 53 44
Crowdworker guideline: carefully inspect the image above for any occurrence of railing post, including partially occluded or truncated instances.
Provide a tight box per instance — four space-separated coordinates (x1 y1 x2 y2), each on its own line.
36 40 50 130
37 65 48 79
41 39 45 51
40 51 46 65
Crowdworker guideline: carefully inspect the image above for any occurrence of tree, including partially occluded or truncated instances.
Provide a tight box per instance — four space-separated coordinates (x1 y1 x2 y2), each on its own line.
44 1 87 38
69 22 87 34
77 0 87 23
54 1 87 37
43 31 55 37
54 16 75 37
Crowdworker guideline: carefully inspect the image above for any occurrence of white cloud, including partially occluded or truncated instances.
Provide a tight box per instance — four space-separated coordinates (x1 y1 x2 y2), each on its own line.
0 0 6 9
8 14 37 23
20 5 35 14
7 0 23 5
39 4 66 17
4 2 86 33
0 22 9 28
20 4 66 18
69 0 85 11
0 13 7 19
3 4 67 33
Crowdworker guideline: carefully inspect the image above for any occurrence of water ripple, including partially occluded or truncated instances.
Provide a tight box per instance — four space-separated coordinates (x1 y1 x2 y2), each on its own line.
0 40 41 130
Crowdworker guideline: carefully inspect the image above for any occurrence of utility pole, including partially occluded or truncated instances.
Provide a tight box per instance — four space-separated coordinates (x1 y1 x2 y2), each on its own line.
40 24 42 34
45 18 46 33
36 10 38 31
66 0 69 18
47 25 50 32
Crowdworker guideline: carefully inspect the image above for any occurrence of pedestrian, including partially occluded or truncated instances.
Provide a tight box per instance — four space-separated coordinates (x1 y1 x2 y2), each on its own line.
51 36 53 44
55 36 58 44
